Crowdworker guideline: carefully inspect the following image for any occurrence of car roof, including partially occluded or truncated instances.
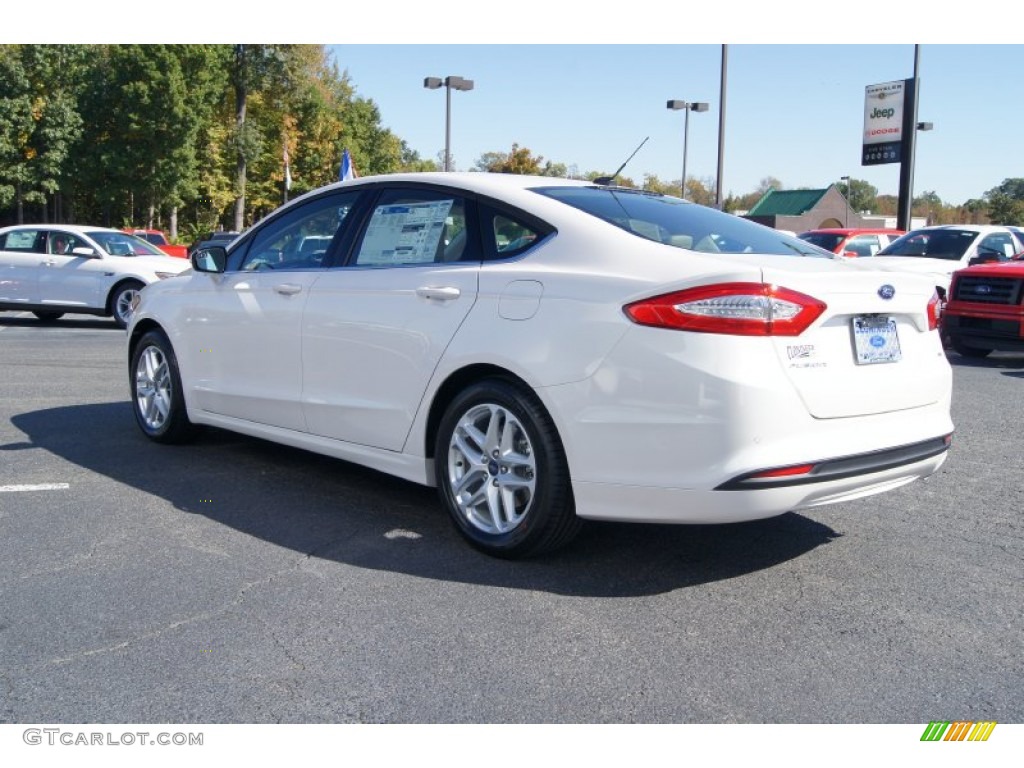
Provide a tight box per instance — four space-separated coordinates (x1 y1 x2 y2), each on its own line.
0 224 126 236
904 224 1011 234
800 228 903 235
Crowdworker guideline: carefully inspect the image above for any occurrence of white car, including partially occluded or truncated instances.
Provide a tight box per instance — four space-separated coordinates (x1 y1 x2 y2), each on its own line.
0 224 192 328
870 224 1024 302
127 173 953 558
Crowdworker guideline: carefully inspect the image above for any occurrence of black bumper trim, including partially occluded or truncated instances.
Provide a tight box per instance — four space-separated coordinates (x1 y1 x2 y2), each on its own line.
715 434 951 491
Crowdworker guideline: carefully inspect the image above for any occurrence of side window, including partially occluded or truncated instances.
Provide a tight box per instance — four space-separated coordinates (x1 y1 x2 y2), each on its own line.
352 189 473 267
47 231 86 256
847 235 880 256
478 203 554 260
0 229 44 253
239 191 361 272
978 233 1015 259
494 215 541 255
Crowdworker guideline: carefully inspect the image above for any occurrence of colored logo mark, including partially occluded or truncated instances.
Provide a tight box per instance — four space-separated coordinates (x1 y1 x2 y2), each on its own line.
920 721 997 742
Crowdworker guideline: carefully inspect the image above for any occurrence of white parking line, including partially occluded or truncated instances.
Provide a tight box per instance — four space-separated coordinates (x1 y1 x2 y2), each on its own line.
0 483 71 492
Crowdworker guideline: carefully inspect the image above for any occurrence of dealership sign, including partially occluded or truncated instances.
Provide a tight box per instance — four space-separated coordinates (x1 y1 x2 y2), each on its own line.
862 80 906 166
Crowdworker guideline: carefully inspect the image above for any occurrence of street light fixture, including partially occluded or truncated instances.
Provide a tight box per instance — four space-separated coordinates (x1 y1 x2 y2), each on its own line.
840 175 851 227
666 100 709 199
424 75 474 172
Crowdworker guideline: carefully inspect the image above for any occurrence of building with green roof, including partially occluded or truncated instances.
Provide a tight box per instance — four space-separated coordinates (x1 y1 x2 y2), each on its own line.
743 184 864 232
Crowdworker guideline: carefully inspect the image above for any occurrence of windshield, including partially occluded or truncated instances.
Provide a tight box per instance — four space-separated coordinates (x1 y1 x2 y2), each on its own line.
877 229 977 261
534 186 831 258
798 232 844 252
87 231 166 257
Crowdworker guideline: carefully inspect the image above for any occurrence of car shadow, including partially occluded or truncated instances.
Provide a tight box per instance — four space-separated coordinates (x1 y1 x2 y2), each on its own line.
0 315 120 331
946 351 1024 370
8 402 841 598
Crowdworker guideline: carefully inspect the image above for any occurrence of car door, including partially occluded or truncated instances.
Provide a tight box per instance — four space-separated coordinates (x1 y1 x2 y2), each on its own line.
35 230 108 309
0 228 45 304
178 190 362 432
300 186 480 452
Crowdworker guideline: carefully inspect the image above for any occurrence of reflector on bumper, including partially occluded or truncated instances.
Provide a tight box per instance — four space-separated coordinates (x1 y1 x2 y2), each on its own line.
715 434 952 490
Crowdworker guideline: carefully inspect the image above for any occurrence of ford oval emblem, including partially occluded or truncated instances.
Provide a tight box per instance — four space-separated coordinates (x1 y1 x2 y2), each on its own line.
976 285 992 294
878 284 896 300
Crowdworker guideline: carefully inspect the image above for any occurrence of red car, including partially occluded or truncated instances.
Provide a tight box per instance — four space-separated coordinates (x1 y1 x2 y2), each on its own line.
942 254 1024 358
798 228 905 257
123 229 188 259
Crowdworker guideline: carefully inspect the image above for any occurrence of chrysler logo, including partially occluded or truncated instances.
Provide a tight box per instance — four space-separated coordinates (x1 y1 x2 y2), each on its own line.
878 284 896 300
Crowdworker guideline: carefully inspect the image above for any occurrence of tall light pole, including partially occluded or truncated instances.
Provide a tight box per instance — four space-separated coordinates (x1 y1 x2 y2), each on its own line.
666 100 709 199
840 175 851 227
716 44 728 210
424 75 474 172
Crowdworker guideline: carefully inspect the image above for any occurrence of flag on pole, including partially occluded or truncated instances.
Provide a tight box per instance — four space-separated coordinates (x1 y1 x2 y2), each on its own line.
340 148 358 181
283 143 292 191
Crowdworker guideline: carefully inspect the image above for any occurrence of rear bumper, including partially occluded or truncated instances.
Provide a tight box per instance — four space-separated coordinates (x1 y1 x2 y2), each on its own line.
573 446 949 524
715 434 951 490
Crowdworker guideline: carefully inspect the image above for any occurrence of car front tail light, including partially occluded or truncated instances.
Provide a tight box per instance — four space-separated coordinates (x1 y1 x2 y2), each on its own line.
624 282 826 336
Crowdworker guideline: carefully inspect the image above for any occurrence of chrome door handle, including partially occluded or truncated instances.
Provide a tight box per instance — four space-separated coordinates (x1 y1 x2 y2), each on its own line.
416 286 461 301
274 283 303 296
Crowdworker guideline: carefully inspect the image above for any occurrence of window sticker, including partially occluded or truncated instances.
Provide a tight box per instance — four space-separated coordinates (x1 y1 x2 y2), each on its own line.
359 200 455 265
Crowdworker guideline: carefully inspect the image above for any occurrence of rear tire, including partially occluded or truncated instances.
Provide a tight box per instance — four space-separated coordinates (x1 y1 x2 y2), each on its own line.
130 329 197 443
434 378 581 559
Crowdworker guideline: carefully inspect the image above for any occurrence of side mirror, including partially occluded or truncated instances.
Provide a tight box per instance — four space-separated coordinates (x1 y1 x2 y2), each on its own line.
192 246 227 274
71 246 98 257
968 254 999 267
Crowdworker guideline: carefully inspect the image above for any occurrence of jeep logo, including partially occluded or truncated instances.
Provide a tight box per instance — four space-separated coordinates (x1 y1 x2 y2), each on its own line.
870 107 896 120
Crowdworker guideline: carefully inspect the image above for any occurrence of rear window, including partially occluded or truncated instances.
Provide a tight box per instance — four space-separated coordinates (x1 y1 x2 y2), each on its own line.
878 229 977 261
533 186 830 258
798 232 844 252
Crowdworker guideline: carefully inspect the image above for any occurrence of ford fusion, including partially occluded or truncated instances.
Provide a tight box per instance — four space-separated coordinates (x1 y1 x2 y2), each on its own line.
127 174 953 557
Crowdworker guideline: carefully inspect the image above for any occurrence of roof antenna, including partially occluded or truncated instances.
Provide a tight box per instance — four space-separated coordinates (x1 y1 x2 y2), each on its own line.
594 136 649 186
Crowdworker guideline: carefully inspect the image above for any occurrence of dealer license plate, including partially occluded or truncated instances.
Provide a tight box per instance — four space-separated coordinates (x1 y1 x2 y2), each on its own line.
852 316 901 365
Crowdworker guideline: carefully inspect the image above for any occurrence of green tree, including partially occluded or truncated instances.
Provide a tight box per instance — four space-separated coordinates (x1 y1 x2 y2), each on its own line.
0 45 86 223
840 178 878 214
984 178 1024 225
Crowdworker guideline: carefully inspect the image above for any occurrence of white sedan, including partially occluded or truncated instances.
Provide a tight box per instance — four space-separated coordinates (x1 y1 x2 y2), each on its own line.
0 224 192 328
127 173 954 558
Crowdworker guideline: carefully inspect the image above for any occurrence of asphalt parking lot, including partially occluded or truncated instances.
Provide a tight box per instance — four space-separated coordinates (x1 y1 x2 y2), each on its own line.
0 312 1021 724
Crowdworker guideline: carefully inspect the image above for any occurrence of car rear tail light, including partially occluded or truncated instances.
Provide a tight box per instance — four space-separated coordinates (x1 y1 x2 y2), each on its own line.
624 282 826 336
926 290 941 330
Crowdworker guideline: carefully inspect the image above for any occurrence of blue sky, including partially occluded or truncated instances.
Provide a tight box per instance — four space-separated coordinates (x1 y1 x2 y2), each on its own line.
328 43 1022 206
20 3 1023 207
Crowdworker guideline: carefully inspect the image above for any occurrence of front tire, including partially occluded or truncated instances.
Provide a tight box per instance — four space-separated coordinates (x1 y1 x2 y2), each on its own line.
434 378 581 558
130 330 196 443
111 280 144 329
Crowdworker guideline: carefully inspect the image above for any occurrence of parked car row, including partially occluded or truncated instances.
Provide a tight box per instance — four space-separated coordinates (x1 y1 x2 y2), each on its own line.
11 180 1022 558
